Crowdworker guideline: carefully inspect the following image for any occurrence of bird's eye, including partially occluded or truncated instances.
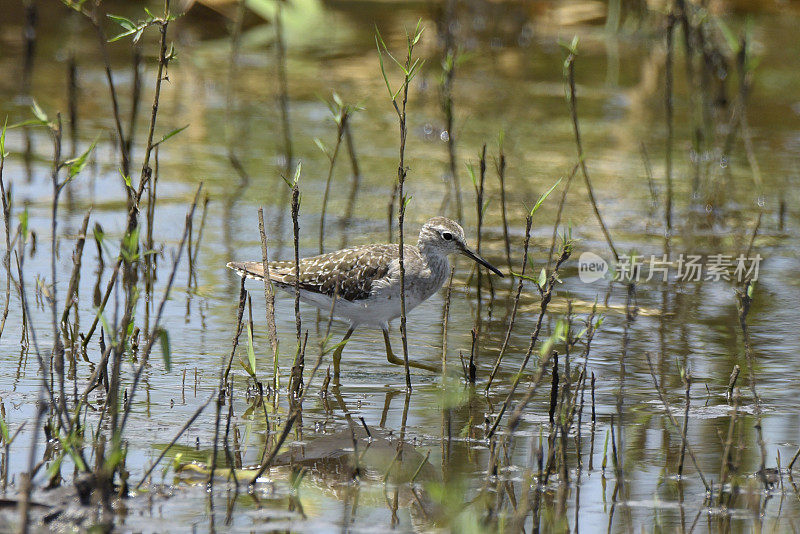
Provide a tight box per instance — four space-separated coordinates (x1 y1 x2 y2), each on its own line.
441 231 453 241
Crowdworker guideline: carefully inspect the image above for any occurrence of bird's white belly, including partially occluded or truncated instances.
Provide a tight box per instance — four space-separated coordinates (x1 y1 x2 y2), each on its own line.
292 288 426 328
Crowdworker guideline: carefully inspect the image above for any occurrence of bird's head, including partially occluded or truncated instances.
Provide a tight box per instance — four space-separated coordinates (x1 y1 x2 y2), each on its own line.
418 217 503 276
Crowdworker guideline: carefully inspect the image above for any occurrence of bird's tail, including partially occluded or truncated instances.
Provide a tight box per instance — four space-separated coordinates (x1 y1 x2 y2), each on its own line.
226 261 298 285
226 261 268 281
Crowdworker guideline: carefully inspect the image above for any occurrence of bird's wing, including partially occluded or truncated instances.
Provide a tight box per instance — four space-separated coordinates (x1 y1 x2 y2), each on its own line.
227 244 397 301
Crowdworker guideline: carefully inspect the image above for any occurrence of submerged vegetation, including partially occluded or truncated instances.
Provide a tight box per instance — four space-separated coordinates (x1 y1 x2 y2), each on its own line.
0 0 797 531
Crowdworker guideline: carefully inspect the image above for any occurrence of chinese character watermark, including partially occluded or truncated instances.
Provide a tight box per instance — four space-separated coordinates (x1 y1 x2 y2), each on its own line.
578 253 762 284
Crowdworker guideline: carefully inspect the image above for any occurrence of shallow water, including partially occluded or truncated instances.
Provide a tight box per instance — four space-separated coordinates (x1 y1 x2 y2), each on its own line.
1 0 800 532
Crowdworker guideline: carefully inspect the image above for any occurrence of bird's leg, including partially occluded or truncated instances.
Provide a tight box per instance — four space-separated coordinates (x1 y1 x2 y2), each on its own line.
332 326 355 384
382 328 439 373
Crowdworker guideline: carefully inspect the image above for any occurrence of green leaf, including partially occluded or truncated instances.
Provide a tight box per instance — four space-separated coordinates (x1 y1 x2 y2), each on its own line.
558 35 579 55
55 428 87 472
291 161 302 186
158 328 171 372
62 0 89 13
530 177 562 217
509 270 540 283
714 17 739 53
313 137 329 157
0 117 7 158
239 358 256 379
321 336 348 356
0 410 9 443
132 26 146 44
6 119 47 129
391 83 405 103
107 14 136 31
595 315 605 329
537 267 547 289
105 13 149 44
46 452 65 480
121 226 141 263
375 33 394 100
539 334 555 358
93 223 104 245
246 324 256 377
119 169 133 189
102 446 123 472
64 136 99 180
154 124 189 147
411 20 424 46
554 319 567 342
171 452 184 472
109 27 139 43
465 162 477 188
31 100 48 124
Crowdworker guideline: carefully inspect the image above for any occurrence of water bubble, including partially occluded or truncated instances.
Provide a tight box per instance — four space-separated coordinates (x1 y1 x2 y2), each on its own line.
705 204 713 213
757 197 765 208
423 123 434 136
720 156 728 168
441 130 450 142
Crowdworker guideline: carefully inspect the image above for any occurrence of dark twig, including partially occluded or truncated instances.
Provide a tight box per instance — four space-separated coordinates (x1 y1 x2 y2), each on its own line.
377 22 424 390
736 280 768 487
486 216 532 390
547 164 578 270
258 208 279 390
318 104 350 254
563 42 618 262
496 136 512 272
438 1 462 222
490 244 572 436
644 352 709 491
0 125 11 341
665 14 676 232
677 371 691 477
275 0 293 172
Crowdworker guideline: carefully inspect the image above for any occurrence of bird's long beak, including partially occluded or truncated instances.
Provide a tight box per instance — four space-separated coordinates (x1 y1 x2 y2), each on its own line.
460 246 504 277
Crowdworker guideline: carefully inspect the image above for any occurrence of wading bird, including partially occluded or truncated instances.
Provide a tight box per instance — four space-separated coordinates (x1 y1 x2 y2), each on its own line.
228 216 503 381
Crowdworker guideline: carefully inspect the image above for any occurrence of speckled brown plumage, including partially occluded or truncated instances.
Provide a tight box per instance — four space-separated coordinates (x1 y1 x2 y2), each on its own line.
227 244 400 302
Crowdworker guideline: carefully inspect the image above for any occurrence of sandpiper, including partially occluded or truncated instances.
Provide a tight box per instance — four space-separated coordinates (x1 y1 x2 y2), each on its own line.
227 216 503 381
